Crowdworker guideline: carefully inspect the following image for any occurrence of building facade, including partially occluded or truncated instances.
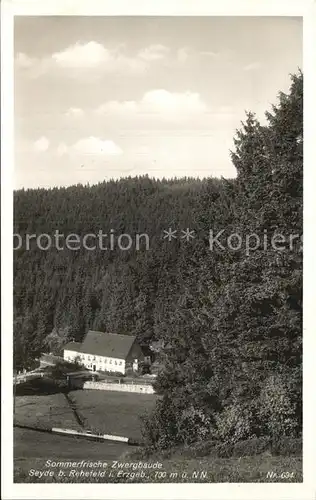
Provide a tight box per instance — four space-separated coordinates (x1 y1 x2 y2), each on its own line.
63 331 144 375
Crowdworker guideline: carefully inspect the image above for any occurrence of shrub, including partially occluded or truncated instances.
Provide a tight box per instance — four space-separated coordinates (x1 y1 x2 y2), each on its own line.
231 437 271 457
141 393 214 451
125 368 140 377
181 440 220 458
258 374 300 438
176 405 212 445
50 359 84 379
141 396 179 451
214 402 255 443
271 437 302 456
214 442 235 458
216 436 301 458
98 370 125 378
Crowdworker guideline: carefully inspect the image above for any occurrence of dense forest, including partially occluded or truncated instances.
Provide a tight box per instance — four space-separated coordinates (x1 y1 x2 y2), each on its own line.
14 72 302 447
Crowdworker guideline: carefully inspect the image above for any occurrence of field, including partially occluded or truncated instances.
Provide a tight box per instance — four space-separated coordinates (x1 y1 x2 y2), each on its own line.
14 389 302 483
14 389 158 482
69 389 158 439
136 453 302 483
14 427 130 482
14 393 82 430
14 427 302 483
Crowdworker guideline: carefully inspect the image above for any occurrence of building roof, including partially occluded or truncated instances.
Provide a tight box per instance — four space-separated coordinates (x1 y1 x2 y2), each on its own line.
69 331 137 360
63 341 82 352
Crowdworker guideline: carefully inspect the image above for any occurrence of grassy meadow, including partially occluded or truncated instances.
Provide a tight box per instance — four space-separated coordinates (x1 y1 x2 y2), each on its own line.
69 389 158 439
14 393 81 430
14 389 301 483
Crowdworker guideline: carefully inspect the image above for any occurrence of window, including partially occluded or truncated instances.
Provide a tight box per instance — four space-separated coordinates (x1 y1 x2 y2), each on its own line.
115 361 117 365
88 356 90 361
119 361 122 366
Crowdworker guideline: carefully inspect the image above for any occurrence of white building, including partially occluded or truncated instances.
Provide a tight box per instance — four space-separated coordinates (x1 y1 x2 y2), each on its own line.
63 330 144 375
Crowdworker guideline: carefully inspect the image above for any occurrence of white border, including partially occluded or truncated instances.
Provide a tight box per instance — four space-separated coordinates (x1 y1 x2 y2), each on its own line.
2 0 311 16
2 1 316 499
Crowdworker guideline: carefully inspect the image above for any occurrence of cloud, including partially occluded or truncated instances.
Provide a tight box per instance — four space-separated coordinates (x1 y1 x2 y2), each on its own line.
142 89 207 113
65 107 84 118
15 42 206 80
138 44 170 61
56 142 68 156
15 42 174 78
96 100 138 115
52 41 149 74
33 136 50 152
15 52 36 69
200 50 219 58
95 90 207 120
15 52 53 79
57 137 123 157
177 47 191 63
178 48 219 64
244 62 262 71
52 42 108 68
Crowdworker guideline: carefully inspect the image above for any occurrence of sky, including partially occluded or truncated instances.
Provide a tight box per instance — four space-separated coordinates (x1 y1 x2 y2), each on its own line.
14 16 302 189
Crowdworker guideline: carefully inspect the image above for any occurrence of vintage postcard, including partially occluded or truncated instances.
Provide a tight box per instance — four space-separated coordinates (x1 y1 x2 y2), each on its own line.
1 0 315 499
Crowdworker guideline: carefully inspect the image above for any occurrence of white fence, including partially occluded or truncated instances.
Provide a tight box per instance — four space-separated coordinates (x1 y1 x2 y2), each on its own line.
83 381 155 394
14 372 44 385
52 427 130 443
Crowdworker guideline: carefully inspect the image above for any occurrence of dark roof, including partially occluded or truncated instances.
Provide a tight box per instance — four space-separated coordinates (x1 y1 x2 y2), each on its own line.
63 341 82 352
79 331 136 359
